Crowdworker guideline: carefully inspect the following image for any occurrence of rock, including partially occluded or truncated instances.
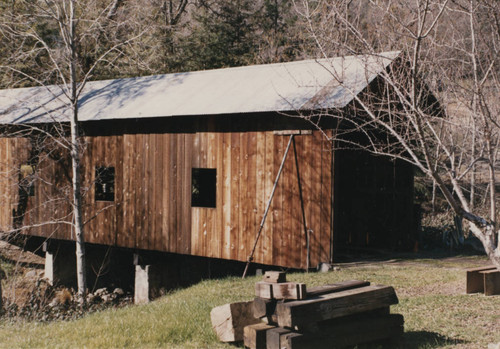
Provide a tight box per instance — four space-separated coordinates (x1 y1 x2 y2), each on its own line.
52 288 72 306
113 288 124 296
317 263 332 272
95 288 108 296
86 293 98 304
25 270 38 279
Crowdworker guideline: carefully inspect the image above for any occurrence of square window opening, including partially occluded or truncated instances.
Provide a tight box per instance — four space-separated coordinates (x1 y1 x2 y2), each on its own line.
192 168 216 208
95 166 115 202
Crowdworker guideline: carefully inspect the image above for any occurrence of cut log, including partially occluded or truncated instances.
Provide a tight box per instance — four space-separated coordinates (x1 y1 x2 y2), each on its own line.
466 265 496 294
306 280 370 297
211 301 261 342
256 281 306 300
481 269 500 296
243 323 275 349
263 271 287 283
276 285 398 328
280 314 404 349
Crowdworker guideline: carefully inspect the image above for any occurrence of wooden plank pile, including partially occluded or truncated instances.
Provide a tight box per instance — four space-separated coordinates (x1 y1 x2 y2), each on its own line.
466 265 500 296
211 271 404 348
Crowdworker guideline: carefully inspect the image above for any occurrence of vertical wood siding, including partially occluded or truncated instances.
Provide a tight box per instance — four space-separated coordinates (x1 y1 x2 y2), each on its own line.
3 130 333 269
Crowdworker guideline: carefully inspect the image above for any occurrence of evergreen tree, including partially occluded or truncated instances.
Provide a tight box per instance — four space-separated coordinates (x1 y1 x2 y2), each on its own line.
181 0 259 70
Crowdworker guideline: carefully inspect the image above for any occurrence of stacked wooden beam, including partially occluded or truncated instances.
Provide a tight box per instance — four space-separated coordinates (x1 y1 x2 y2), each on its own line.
211 272 404 349
466 266 500 296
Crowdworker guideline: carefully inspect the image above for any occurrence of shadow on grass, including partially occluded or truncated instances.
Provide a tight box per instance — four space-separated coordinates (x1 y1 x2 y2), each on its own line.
397 331 467 348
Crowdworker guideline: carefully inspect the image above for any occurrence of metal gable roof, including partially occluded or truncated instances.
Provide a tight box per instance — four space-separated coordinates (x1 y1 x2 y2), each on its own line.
0 51 399 124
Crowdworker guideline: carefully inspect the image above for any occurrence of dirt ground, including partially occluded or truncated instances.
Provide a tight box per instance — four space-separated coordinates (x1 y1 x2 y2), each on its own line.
0 240 44 266
0 240 45 308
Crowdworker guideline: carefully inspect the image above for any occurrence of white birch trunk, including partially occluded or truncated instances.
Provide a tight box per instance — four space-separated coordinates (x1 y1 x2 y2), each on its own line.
69 0 87 297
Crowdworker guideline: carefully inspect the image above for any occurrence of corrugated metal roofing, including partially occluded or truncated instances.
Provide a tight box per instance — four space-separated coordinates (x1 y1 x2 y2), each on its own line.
0 51 399 124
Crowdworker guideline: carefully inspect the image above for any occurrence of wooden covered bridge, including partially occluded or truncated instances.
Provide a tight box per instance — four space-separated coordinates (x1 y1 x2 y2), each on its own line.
0 52 418 298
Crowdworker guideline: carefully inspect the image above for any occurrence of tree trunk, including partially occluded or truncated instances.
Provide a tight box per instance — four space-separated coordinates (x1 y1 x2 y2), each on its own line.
69 0 87 297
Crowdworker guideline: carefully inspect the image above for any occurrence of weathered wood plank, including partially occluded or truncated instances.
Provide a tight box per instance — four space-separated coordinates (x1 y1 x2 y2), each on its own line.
255 131 266 264
271 135 284 266
281 314 404 349
121 134 136 248
253 280 370 320
466 265 496 294
215 133 225 259
190 133 201 256
230 132 241 261
182 134 193 255
255 281 306 300
160 133 171 251
263 132 274 265
263 271 286 283
243 323 275 349
300 134 313 268
137 133 148 249
245 132 257 262
207 132 218 258
266 327 292 349
319 132 332 264
239 132 249 261
222 132 234 260
151 134 162 250
283 136 294 267
253 297 276 319
276 285 398 328
306 280 370 297
210 301 261 343
481 269 500 296
148 134 157 251
114 135 124 247
168 133 178 252
175 133 191 253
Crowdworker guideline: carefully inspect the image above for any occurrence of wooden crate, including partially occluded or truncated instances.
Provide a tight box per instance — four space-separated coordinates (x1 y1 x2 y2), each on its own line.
466 266 498 295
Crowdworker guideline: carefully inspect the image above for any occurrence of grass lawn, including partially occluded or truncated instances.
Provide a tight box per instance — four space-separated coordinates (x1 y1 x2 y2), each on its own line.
0 255 498 348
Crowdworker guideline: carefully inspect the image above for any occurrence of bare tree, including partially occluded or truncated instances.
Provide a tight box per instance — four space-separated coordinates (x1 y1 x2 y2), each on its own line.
294 0 500 269
0 0 148 297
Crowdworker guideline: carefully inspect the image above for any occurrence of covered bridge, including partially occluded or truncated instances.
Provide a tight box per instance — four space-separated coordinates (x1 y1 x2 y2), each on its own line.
0 52 418 293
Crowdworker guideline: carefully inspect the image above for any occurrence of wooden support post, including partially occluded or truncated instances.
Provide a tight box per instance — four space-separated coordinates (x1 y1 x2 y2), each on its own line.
43 241 77 287
466 266 496 294
481 270 500 296
243 323 275 349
